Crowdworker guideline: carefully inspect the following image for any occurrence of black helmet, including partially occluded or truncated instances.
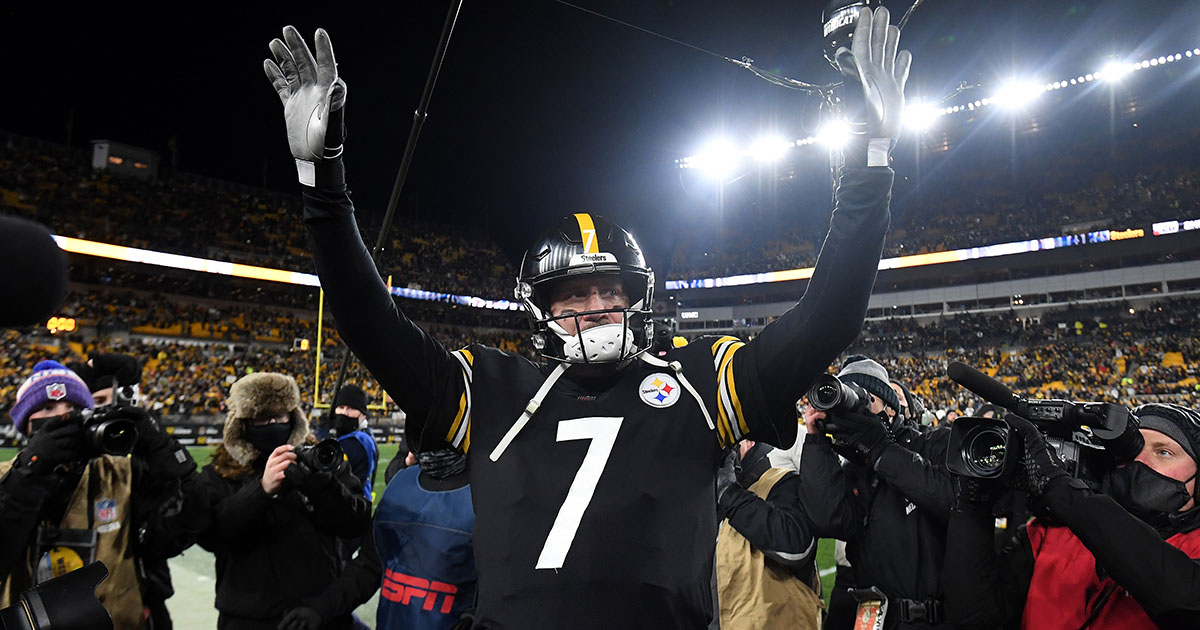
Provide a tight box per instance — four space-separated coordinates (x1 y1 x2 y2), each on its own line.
516 213 654 364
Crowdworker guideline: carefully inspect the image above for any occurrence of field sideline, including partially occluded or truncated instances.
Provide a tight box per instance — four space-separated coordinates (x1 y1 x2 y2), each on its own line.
0 445 839 622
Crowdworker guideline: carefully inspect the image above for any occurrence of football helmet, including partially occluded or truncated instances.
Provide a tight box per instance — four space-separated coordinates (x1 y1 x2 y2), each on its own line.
516 213 654 364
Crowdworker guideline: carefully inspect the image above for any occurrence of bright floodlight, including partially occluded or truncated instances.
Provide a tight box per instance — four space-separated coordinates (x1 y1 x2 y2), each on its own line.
904 101 940 133
748 136 791 163
690 139 741 179
1101 61 1133 82
816 119 851 150
992 79 1044 110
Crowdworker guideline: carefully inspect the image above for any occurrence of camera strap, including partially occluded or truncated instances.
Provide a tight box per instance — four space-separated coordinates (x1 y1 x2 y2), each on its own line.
1076 582 1117 630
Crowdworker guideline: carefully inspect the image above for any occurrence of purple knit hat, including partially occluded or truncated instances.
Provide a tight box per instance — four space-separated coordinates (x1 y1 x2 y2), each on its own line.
9 360 94 434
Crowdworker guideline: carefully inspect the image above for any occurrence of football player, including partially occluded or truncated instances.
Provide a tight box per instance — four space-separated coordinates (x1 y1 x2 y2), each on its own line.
264 7 910 627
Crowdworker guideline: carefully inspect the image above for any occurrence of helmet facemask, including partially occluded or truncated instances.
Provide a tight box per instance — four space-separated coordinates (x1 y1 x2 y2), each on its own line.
519 271 654 366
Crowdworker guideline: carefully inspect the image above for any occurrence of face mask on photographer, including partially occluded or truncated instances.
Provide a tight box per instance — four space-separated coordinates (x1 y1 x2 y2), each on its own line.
332 412 361 436
244 413 293 456
1102 461 1195 519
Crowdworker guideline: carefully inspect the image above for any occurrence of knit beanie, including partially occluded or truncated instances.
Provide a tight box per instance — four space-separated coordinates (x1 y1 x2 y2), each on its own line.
333 385 370 417
1134 403 1200 463
9 360 95 434
837 355 900 413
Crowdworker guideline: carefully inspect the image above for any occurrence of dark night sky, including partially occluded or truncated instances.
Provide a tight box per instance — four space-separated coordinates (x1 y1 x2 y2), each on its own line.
4 1 1199 272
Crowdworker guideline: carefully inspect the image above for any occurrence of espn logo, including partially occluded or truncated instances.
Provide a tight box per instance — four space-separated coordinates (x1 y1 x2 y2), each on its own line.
381 569 458 614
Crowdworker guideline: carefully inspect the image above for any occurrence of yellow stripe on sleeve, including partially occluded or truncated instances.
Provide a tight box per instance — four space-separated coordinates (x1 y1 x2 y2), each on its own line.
724 352 750 436
446 391 468 444
574 213 599 253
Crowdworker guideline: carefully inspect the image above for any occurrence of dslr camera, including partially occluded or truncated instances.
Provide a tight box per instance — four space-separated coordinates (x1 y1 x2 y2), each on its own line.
293 439 345 474
74 407 140 457
947 398 1143 486
0 561 111 629
808 373 873 415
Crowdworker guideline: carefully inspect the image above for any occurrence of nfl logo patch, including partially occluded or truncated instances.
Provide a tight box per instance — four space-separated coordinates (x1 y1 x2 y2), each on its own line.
96 499 118 523
45 383 67 401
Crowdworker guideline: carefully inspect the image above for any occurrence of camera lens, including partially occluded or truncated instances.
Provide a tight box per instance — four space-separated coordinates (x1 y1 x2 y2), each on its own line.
312 442 340 471
812 382 841 410
88 419 139 456
964 426 1008 477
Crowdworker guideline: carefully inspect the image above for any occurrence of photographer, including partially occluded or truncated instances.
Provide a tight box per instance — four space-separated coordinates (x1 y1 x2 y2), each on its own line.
716 440 822 629
944 403 1200 629
0 359 203 629
197 372 370 630
798 356 956 629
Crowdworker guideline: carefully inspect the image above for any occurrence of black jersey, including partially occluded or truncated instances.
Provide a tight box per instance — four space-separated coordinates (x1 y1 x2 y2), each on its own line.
301 164 894 628
427 337 770 627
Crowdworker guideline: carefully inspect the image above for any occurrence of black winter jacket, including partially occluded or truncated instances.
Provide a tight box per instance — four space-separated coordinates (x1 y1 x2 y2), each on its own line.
197 448 371 630
799 423 956 629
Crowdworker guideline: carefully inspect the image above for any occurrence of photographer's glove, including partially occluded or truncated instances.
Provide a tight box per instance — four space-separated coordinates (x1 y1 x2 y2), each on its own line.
277 606 322 630
129 407 195 479
824 409 893 467
834 6 912 167
716 449 742 516
17 413 87 476
264 26 347 187
952 475 1003 513
284 462 335 496
1007 413 1069 496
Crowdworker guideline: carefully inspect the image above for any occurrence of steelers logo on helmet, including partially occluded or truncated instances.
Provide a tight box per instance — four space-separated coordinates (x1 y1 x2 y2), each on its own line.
517 213 654 365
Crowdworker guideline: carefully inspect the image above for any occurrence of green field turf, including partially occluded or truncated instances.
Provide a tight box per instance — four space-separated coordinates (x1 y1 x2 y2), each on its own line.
0 444 841 618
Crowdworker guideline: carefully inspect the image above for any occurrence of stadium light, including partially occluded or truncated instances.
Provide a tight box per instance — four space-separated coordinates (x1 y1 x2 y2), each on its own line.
992 79 1044 110
1101 61 1133 82
748 135 792 163
816 119 851 150
904 101 941 133
687 138 741 178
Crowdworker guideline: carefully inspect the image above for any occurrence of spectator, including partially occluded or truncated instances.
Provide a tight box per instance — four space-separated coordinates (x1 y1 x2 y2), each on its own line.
197 372 370 629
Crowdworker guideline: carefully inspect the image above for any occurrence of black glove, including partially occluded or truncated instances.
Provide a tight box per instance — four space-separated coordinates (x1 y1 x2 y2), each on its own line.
1006 413 1069 496
824 409 893 466
953 475 1003 513
284 462 335 496
18 413 88 476
128 407 195 478
716 449 741 514
277 606 322 630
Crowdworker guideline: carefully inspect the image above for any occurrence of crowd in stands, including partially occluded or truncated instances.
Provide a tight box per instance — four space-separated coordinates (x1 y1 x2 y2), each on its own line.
0 132 516 299
669 165 1200 280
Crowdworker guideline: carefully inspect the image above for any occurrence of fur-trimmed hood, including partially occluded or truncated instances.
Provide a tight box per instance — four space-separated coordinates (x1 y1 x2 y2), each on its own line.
213 372 310 478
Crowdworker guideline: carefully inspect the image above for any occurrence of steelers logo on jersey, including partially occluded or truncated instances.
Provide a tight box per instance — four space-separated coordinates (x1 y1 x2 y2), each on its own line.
639 373 681 408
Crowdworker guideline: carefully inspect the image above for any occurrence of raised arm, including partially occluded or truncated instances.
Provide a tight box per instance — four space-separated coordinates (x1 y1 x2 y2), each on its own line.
731 7 912 449
263 26 464 451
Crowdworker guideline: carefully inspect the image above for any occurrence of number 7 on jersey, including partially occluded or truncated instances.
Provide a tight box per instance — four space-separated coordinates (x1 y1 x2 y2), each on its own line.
535 417 623 570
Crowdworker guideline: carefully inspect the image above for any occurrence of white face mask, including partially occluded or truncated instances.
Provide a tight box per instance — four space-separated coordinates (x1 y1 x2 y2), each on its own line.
548 321 636 363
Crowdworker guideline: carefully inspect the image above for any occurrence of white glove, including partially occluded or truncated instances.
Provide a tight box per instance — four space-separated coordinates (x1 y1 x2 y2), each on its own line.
834 6 912 167
263 26 347 186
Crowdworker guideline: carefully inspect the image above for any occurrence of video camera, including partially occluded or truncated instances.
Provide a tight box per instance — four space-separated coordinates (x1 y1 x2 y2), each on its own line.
945 362 1143 486
0 561 112 629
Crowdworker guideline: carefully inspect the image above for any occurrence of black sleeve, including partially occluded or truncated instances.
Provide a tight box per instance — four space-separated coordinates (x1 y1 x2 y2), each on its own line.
869 429 956 518
340 439 370 490
943 506 1033 630
302 176 465 453
198 468 275 550
308 514 384 620
731 166 893 449
0 463 62 577
722 473 817 568
1043 477 1200 627
796 434 862 539
130 456 210 559
300 462 372 539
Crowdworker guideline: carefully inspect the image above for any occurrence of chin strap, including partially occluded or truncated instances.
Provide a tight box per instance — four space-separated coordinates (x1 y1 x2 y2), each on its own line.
490 363 572 462
639 353 715 431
